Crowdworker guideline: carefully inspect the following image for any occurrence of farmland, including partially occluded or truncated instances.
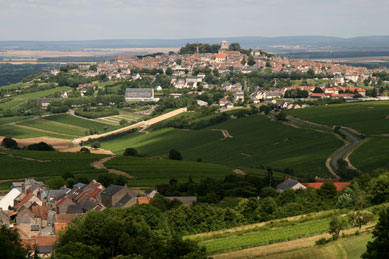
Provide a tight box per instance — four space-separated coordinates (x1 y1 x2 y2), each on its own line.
0 149 107 180
0 86 72 110
349 136 389 172
0 124 71 139
260 233 372 259
105 156 285 187
45 114 116 132
197 218 331 254
287 101 389 135
101 115 343 178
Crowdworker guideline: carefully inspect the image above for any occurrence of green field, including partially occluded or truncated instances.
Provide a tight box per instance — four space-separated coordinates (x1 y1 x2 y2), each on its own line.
18 119 88 137
199 218 331 254
259 233 371 259
0 149 107 180
101 115 343 178
287 101 389 134
0 124 72 139
105 156 285 187
94 109 144 125
0 86 71 110
45 114 116 132
0 116 33 125
350 137 389 172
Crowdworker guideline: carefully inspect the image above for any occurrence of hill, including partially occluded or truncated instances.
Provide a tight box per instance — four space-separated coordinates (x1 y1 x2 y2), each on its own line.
100 114 343 178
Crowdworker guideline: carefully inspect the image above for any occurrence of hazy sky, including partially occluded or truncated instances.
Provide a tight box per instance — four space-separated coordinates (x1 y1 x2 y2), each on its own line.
0 0 388 41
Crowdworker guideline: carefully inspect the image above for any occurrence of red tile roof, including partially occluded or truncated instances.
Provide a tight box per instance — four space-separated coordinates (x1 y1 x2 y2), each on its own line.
138 197 151 205
14 193 34 209
302 182 351 191
55 213 82 224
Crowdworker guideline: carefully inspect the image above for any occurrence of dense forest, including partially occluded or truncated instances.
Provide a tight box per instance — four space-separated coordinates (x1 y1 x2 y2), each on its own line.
0 63 56 86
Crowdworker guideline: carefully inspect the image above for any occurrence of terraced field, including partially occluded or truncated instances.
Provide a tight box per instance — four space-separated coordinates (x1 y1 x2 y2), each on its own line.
287 101 389 135
45 114 116 132
101 115 343 178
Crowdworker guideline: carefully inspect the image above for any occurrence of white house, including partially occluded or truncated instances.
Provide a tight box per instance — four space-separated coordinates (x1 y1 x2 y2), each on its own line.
0 188 22 210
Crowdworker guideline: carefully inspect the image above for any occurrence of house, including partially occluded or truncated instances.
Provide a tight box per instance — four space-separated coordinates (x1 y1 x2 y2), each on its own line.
302 182 351 191
166 196 197 206
276 179 307 193
234 91 245 102
36 98 51 110
115 195 137 208
10 182 24 192
125 88 159 102
144 190 158 198
197 99 208 106
0 210 10 225
0 188 22 210
100 184 137 208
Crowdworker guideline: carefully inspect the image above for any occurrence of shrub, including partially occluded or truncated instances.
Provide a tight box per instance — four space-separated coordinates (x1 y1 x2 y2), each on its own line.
315 237 329 245
1 137 18 149
27 142 55 151
79 147 91 153
91 142 101 149
123 148 139 157
169 149 182 160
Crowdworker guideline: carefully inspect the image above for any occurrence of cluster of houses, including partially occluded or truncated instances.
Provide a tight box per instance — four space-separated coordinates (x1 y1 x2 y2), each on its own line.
276 177 350 193
0 178 197 257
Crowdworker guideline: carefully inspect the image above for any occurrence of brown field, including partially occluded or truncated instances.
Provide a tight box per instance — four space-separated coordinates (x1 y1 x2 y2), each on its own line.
0 48 179 59
314 56 389 64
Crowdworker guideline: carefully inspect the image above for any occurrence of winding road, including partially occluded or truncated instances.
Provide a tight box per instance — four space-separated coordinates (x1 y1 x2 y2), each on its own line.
285 115 361 176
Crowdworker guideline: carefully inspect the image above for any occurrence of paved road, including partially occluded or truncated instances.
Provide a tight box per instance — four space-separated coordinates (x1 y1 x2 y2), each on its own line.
330 128 360 170
285 115 361 173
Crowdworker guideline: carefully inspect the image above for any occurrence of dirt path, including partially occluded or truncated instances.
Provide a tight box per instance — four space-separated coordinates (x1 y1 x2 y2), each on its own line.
212 224 375 259
73 108 187 144
0 151 51 162
233 169 247 175
91 156 134 178
211 129 233 139
12 123 78 138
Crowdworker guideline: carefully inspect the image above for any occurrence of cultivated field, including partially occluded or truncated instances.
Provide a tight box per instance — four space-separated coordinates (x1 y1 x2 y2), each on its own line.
287 101 389 135
94 109 144 125
0 124 72 139
349 136 389 172
105 156 283 187
199 218 331 254
0 86 72 110
101 115 343 178
0 149 107 180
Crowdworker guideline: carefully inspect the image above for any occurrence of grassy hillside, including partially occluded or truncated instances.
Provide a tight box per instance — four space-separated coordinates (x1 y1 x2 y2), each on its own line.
101 115 343 178
0 149 107 180
105 156 284 187
349 137 389 172
258 233 371 259
0 124 72 139
0 86 71 110
287 101 389 134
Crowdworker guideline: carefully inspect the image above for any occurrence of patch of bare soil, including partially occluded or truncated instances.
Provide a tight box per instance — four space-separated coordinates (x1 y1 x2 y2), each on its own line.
233 169 247 175
386 115 389 119
0 137 74 150
211 129 233 139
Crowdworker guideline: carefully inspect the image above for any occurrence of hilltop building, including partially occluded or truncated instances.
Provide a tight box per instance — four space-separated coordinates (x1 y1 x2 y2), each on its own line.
125 88 159 102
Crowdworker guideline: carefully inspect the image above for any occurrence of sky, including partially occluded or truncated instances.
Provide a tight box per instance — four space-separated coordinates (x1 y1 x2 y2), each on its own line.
0 0 388 41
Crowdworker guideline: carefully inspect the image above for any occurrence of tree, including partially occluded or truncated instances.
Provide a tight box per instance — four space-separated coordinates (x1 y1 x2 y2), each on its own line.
47 176 65 189
97 174 114 187
362 207 389 258
329 215 349 240
165 67 173 75
348 211 373 230
123 148 140 157
169 149 182 160
368 173 389 204
318 182 337 200
1 137 18 149
91 142 101 149
79 147 91 153
0 225 29 259
247 56 256 66
27 142 55 151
